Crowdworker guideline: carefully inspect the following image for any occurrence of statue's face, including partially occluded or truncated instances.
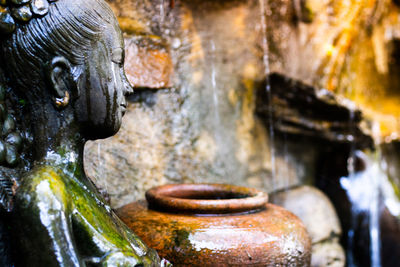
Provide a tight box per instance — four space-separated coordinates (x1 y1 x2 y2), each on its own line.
74 17 133 140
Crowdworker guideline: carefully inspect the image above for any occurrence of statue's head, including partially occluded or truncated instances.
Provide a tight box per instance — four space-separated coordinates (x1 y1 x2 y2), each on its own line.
0 0 133 140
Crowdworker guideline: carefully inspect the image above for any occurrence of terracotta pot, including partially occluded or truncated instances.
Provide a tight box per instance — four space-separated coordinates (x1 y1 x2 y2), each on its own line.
117 184 311 267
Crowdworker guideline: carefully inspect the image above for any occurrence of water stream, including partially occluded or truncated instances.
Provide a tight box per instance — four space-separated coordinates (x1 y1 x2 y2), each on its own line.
346 105 358 267
159 0 166 26
96 142 108 193
259 0 277 190
340 119 386 267
210 40 222 140
341 150 382 267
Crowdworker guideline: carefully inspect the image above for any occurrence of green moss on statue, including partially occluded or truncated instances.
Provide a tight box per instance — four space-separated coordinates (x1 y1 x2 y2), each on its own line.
0 0 170 266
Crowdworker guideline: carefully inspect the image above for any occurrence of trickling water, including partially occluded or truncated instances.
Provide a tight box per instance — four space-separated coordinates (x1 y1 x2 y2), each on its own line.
210 40 221 132
340 82 383 267
259 0 276 190
282 134 290 190
370 123 382 267
346 104 357 267
341 148 382 267
159 0 166 26
96 142 106 191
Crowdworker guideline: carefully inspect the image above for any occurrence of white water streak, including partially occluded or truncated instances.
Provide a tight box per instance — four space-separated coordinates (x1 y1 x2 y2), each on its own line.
259 0 276 189
210 41 221 131
341 151 382 267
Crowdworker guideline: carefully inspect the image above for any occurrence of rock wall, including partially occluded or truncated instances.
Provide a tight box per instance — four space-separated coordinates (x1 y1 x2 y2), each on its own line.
81 1 400 266
86 0 317 208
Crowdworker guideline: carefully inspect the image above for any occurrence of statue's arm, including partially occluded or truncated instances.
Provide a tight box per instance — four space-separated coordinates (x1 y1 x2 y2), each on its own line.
12 168 82 267
71 203 161 266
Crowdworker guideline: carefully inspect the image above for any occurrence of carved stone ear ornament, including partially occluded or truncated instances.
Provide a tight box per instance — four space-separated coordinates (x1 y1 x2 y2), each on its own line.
54 90 69 109
0 0 58 35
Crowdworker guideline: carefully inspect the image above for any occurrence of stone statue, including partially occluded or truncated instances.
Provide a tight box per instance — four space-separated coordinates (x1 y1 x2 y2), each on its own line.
0 0 168 266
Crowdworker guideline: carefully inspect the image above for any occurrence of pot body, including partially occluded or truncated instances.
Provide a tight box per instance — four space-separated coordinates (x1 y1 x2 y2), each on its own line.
117 184 311 267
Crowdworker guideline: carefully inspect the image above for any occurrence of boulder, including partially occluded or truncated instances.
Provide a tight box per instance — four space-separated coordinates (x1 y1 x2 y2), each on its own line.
271 185 342 243
271 185 345 267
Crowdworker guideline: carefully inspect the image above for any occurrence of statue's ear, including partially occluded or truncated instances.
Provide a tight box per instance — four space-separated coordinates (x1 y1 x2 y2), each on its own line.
46 57 76 109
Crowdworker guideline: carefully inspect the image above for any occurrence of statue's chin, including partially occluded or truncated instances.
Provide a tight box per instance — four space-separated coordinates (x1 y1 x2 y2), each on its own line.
83 122 121 141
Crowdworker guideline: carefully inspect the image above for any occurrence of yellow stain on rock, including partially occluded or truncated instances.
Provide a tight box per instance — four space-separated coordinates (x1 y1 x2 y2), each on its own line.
117 17 149 36
192 71 203 85
180 7 205 63
194 131 217 162
304 0 400 140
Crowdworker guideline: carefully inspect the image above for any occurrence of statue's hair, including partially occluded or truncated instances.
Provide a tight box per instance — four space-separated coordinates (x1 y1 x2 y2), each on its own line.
0 0 116 100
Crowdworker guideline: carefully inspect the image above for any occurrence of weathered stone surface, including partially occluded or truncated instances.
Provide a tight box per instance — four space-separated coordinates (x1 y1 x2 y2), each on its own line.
256 73 373 148
311 241 345 267
81 1 400 266
271 185 342 244
124 36 173 89
108 0 173 89
89 0 292 208
271 185 345 267
92 0 364 210
380 207 400 267
382 141 400 199
266 0 400 139
107 0 154 35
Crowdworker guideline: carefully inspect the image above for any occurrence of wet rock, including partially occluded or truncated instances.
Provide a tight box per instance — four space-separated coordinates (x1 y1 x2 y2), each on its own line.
265 0 400 140
108 0 173 89
293 0 314 23
271 185 345 267
106 0 156 35
271 185 342 243
124 36 173 89
256 73 373 149
380 207 400 267
87 0 281 208
311 241 345 267
382 141 400 201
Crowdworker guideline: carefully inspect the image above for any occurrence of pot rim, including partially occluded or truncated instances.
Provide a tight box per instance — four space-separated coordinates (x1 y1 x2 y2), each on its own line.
145 183 269 214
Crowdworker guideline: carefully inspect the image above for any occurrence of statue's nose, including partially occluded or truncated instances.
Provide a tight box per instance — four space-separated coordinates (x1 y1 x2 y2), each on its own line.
123 75 134 96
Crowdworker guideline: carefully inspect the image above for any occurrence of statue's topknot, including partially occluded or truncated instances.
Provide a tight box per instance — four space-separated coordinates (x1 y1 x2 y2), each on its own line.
0 0 58 35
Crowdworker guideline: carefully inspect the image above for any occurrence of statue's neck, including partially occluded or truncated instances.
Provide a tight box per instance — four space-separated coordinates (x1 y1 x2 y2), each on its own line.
34 128 99 191
28 101 89 186
42 140 84 174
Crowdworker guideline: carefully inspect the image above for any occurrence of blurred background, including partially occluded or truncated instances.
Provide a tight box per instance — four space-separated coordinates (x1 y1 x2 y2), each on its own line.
86 1 400 266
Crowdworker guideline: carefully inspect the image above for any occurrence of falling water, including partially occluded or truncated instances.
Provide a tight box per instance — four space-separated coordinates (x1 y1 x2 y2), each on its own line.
259 0 276 189
210 40 221 131
341 150 382 267
159 0 165 26
340 120 383 267
96 142 106 191
346 105 357 267
370 123 382 267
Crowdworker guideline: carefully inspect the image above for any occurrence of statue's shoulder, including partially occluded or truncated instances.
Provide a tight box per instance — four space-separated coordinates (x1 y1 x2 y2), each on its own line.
16 165 69 203
23 164 64 183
